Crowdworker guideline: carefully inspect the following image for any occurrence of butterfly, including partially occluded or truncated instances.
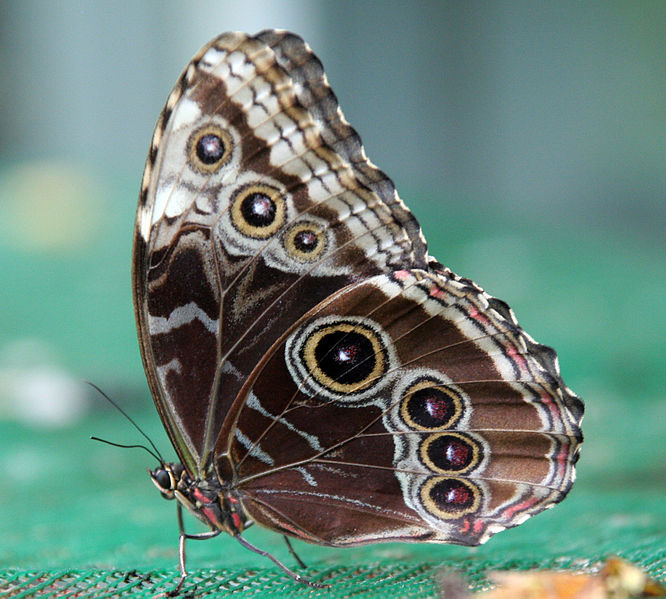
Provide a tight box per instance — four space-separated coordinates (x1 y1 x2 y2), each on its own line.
132 30 583 591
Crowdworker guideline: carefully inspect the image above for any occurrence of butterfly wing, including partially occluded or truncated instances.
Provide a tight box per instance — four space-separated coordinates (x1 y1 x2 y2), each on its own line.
223 268 583 546
132 31 428 476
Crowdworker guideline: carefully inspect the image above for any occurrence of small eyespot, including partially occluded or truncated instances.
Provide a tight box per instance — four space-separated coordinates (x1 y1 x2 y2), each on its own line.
283 221 327 262
301 321 387 395
420 476 481 520
419 433 482 474
231 184 286 239
400 379 464 430
188 125 232 173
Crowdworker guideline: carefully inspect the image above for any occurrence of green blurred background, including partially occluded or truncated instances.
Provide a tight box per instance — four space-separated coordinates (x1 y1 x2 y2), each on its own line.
1 1 663 596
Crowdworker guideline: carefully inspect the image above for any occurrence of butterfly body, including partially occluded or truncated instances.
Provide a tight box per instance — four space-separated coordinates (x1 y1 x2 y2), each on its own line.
150 463 248 535
133 30 583 586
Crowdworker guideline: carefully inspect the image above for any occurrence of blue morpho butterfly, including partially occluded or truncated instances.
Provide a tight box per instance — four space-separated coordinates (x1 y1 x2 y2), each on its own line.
121 30 583 591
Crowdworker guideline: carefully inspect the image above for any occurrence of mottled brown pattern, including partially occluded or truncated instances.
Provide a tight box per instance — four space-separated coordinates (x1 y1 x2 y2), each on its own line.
221 268 581 544
241 466 423 546
132 30 583 572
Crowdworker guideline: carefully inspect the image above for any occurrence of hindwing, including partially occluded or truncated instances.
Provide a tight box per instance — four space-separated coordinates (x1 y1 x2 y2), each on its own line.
224 268 582 545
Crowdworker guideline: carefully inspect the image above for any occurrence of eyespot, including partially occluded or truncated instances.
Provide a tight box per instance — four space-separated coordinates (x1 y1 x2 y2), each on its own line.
419 433 482 474
285 315 397 404
230 183 286 239
400 378 464 430
187 125 233 173
283 221 327 262
301 321 387 395
420 476 481 520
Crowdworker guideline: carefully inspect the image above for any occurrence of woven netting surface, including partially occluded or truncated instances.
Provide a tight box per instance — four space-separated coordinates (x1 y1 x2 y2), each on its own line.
3 546 664 598
2 396 664 598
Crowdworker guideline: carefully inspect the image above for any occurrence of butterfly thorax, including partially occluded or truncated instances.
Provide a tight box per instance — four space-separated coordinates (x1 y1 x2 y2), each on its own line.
150 463 250 535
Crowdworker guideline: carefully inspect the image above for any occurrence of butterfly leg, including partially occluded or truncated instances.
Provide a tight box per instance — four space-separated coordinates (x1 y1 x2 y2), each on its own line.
234 534 328 588
282 535 307 569
168 504 221 597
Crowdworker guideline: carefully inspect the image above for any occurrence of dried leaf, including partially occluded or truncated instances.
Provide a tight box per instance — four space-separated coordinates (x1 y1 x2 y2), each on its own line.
473 558 665 599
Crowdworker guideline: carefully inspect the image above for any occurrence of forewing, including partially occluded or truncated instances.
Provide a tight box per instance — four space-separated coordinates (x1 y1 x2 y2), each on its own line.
132 31 428 474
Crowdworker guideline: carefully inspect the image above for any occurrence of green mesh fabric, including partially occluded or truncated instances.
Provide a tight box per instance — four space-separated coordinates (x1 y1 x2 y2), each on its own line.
1 566 441 597
2 552 664 598
1 394 664 597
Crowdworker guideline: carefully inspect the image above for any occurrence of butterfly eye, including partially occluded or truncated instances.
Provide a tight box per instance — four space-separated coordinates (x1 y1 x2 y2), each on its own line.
301 321 387 395
230 184 286 239
419 433 482 474
283 221 327 262
188 125 232 173
152 468 172 491
420 477 482 520
400 380 464 430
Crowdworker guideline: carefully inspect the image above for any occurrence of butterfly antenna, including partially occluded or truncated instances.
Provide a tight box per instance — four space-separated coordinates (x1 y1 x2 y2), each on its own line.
90 436 163 464
86 381 165 464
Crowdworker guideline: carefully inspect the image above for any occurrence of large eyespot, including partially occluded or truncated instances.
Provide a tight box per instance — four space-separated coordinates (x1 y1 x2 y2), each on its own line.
188 125 233 173
285 315 396 404
230 183 286 239
400 378 465 430
420 476 481 520
302 321 386 394
420 433 483 474
283 220 327 262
